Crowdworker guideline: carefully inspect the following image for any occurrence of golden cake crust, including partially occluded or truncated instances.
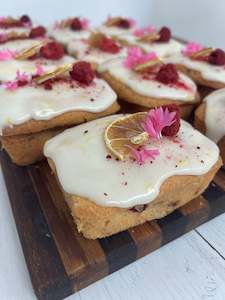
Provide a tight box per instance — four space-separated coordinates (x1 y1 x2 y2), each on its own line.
175 64 225 89
194 103 225 163
100 71 200 119
2 102 120 136
48 157 222 239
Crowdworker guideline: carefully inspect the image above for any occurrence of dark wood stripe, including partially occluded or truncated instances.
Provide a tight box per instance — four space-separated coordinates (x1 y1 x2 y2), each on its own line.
157 209 188 245
99 231 137 274
0 151 73 300
202 181 225 220
180 196 210 232
129 222 162 258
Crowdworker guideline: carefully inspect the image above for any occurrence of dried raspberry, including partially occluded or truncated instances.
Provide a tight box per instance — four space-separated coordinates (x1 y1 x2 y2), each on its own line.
70 61 94 85
99 37 120 53
17 80 28 87
208 49 225 66
29 26 46 38
118 19 130 29
40 42 64 60
20 15 31 24
44 80 53 90
162 104 180 136
156 63 179 84
158 26 171 42
70 18 82 31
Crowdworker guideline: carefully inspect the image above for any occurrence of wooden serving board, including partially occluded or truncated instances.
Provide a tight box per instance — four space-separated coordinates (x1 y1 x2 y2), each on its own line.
1 149 225 300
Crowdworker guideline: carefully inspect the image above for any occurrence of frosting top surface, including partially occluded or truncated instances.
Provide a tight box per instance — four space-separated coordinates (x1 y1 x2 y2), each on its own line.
98 57 197 101
204 88 225 143
44 114 219 208
49 27 90 45
0 78 117 132
67 39 127 65
0 39 45 52
0 55 75 81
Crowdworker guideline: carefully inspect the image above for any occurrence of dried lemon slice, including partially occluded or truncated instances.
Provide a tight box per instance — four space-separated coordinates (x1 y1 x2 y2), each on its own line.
190 47 213 59
15 41 46 60
104 113 149 160
133 58 162 72
34 63 73 84
138 32 160 43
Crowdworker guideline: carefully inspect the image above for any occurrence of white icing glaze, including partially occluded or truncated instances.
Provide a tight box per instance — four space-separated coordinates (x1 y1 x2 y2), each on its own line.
204 88 225 143
0 27 30 35
118 34 183 57
0 38 45 52
166 54 225 84
96 25 133 37
0 55 75 81
44 115 219 208
67 39 127 65
48 27 90 45
98 57 197 102
0 78 117 132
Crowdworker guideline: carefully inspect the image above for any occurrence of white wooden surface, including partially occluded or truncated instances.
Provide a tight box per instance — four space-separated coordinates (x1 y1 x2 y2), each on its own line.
1 166 225 300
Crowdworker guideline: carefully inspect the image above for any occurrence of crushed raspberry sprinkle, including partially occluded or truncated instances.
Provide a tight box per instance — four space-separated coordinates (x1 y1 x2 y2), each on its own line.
29 26 46 38
156 63 179 84
70 61 94 85
40 42 64 60
208 49 225 66
161 105 180 136
158 26 171 42
99 37 120 53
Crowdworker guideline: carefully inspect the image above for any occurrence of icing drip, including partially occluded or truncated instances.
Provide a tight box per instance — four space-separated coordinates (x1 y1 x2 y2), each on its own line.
0 78 117 132
44 115 219 208
118 34 183 57
98 57 197 101
166 54 225 84
204 89 225 143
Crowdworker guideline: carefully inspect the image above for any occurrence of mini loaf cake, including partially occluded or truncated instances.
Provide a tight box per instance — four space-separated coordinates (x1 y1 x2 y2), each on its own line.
166 42 225 89
0 15 33 37
98 47 200 119
0 61 119 165
44 106 221 239
0 41 75 82
48 17 90 46
96 16 136 37
116 26 183 57
67 32 127 69
195 89 225 163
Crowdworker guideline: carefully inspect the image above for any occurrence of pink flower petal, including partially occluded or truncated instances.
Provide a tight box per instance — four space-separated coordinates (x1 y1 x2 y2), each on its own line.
182 42 204 57
35 64 44 76
143 107 176 139
129 146 160 165
16 70 29 81
123 47 157 69
127 18 136 28
0 33 7 43
81 18 90 30
133 24 155 37
0 49 16 61
4 81 18 91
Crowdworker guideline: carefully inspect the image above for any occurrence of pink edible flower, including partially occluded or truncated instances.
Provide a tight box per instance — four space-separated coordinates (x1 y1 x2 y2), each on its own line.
143 107 176 139
133 25 155 37
0 33 7 43
81 17 90 30
0 16 6 22
0 49 16 60
35 64 44 76
16 70 29 82
4 81 18 91
123 47 157 69
130 146 159 165
182 42 204 57
127 18 136 28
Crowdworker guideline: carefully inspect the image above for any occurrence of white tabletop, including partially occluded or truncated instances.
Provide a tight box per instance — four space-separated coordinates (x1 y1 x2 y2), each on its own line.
1 166 225 300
